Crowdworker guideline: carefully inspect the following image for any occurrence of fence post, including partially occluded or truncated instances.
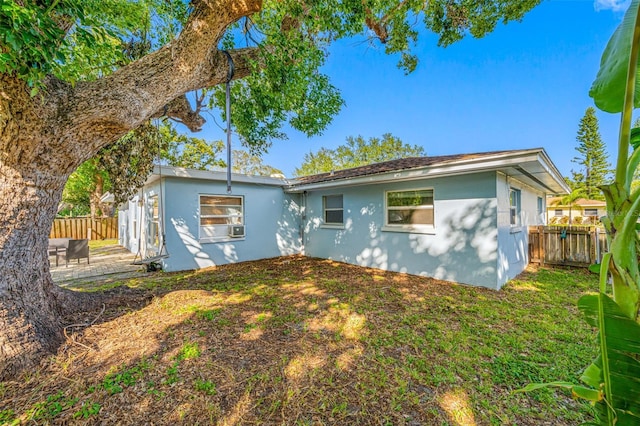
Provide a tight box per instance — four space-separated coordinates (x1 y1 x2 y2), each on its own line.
596 227 602 264
539 225 545 266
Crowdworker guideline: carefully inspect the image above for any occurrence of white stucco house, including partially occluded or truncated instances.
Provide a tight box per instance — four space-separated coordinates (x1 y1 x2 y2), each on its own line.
118 148 569 290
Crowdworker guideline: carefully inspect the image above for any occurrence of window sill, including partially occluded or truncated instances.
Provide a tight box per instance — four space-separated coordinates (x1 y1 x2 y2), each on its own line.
381 225 435 235
510 226 523 234
320 224 345 230
200 237 246 244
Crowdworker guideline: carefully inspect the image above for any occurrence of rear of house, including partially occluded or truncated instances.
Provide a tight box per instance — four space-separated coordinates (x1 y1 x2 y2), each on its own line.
287 149 567 289
118 148 568 290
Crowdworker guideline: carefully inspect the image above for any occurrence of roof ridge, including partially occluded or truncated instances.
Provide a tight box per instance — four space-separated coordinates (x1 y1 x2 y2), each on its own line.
290 148 544 185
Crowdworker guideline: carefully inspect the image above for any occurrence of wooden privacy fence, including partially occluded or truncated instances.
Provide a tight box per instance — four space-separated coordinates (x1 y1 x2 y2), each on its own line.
50 217 118 240
529 226 608 267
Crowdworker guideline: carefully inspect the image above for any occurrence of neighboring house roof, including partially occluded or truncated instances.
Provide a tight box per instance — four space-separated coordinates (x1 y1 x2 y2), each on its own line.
287 148 569 194
547 197 606 208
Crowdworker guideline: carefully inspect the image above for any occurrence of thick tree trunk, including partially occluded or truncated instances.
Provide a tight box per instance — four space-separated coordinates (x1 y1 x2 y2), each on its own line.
0 153 148 378
0 0 262 379
0 163 82 378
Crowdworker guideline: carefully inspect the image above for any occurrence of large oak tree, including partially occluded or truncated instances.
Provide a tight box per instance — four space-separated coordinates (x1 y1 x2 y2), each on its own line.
0 0 540 378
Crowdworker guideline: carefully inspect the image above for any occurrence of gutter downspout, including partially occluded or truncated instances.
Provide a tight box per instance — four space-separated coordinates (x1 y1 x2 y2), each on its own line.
300 191 307 255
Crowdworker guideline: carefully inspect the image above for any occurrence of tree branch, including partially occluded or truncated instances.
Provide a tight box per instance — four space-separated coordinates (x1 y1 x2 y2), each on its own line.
45 0 263 157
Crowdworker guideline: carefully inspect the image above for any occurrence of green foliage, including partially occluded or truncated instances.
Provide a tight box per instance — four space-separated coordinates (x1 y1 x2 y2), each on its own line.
590 0 640 113
164 361 180 385
73 402 101 419
0 409 15 423
28 391 78 421
177 342 201 361
294 133 425 176
161 124 225 171
194 379 217 395
62 122 161 214
0 0 187 90
232 150 283 176
62 158 108 216
524 2 640 424
578 292 640 424
571 107 610 200
63 120 281 212
2 1 541 150
100 363 147 394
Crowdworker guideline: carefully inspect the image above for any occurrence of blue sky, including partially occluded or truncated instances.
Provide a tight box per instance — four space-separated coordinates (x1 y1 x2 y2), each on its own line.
195 0 631 178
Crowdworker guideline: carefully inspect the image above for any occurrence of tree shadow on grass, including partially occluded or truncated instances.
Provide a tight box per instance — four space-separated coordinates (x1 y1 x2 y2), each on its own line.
2 257 595 425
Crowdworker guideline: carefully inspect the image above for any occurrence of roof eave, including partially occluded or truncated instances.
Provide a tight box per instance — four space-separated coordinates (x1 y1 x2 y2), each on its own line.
286 149 569 194
144 165 289 187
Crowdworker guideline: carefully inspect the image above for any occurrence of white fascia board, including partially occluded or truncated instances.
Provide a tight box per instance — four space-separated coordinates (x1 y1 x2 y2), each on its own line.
536 151 570 194
286 150 562 193
145 165 289 187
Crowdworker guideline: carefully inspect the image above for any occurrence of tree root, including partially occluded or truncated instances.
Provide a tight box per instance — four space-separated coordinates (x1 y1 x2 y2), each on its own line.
51 284 153 316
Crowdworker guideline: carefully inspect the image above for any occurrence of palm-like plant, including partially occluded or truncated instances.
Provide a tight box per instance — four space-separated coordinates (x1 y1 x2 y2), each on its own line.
551 188 587 225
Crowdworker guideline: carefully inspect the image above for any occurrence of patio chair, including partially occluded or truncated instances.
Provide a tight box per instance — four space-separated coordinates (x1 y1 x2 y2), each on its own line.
48 246 66 267
65 239 89 267
48 238 69 267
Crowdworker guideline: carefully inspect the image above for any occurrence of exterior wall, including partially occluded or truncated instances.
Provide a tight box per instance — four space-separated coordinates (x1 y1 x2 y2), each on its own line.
118 197 139 255
495 173 546 287
117 169 555 290
158 177 302 272
302 172 501 289
118 192 151 258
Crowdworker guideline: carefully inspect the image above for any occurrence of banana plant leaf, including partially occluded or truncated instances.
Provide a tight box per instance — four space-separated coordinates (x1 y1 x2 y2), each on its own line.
578 293 640 425
590 0 640 112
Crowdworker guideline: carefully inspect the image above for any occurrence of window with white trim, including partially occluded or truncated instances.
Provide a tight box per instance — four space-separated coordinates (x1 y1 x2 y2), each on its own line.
584 208 598 216
554 209 563 217
199 195 244 241
148 195 160 249
537 197 544 217
386 189 434 227
323 194 343 225
510 188 521 226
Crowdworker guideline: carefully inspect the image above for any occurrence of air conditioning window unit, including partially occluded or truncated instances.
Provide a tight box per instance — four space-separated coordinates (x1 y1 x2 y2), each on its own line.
229 225 245 237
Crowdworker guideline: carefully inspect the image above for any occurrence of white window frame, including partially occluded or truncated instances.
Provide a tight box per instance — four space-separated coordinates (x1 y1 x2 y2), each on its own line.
199 194 244 242
322 194 344 228
537 197 544 216
554 209 563 217
510 188 521 227
382 188 435 234
147 195 160 253
584 208 598 216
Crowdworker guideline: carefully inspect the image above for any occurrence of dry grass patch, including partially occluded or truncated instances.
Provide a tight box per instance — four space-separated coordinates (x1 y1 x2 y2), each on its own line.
1 257 596 425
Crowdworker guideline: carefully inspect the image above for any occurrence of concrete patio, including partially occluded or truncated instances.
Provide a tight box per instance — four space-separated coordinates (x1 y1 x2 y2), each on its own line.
50 243 148 286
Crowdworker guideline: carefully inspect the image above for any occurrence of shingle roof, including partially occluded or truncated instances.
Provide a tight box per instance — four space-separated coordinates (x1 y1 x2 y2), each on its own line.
289 149 531 186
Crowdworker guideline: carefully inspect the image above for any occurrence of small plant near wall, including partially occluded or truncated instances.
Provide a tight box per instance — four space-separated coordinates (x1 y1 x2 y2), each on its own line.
520 2 640 424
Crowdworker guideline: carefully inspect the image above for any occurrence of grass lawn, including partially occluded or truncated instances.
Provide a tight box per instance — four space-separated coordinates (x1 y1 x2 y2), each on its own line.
1 257 597 425
88 239 120 250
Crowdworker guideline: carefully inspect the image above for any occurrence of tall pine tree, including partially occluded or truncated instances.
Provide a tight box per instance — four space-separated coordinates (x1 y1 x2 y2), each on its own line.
571 107 610 200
